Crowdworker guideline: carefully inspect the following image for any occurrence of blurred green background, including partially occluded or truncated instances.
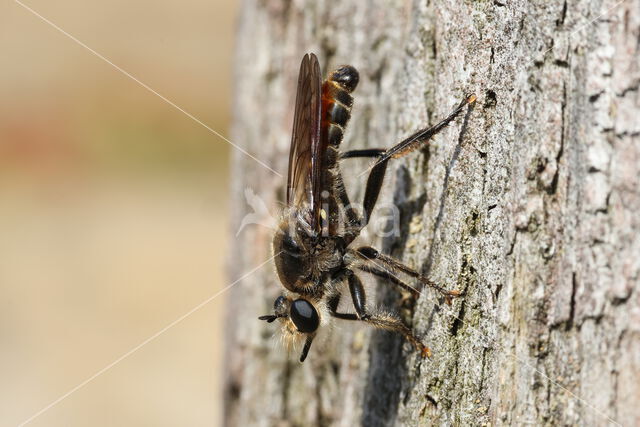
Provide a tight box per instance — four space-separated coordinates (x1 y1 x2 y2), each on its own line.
0 1 235 425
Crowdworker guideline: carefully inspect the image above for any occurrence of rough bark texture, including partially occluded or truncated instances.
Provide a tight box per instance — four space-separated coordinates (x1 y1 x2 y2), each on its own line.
224 1 640 426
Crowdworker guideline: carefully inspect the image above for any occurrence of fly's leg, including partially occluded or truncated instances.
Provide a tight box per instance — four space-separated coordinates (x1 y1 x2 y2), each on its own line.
320 147 360 237
354 94 476 228
347 273 369 319
358 265 420 298
373 94 476 165
330 307 431 357
299 335 314 363
355 246 461 305
340 148 386 159
339 93 475 163
328 273 430 357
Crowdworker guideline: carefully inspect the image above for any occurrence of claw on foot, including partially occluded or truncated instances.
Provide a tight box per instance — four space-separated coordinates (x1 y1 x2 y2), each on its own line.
444 289 461 305
420 345 432 358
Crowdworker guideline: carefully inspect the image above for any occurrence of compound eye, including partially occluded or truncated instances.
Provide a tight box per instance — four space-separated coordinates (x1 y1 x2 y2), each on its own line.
290 299 319 333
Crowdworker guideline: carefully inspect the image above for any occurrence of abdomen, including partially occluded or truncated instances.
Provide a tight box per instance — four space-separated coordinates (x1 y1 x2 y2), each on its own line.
321 65 359 150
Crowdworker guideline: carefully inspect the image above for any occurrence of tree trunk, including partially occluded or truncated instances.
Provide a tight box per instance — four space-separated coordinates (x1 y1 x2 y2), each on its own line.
224 0 640 425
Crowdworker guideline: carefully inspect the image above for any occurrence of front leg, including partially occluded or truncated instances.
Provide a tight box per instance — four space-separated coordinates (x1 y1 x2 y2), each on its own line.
299 335 314 363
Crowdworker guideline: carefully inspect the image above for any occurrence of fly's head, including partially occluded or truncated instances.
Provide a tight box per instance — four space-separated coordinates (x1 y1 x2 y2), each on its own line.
259 295 321 362
266 214 322 362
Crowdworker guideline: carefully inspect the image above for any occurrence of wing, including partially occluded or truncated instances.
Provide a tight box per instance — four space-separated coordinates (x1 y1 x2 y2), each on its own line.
286 53 323 231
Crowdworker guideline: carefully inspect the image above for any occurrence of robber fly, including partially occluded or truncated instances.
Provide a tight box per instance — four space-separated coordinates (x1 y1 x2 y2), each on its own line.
259 53 476 362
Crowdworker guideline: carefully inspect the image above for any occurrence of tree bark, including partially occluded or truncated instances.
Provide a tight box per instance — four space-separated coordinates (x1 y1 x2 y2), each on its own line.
224 0 640 425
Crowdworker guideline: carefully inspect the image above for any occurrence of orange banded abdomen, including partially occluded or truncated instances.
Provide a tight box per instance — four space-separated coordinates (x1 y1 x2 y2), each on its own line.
321 65 359 148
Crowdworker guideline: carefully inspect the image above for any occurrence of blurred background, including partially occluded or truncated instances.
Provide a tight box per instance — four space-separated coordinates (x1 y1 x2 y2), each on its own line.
0 0 235 425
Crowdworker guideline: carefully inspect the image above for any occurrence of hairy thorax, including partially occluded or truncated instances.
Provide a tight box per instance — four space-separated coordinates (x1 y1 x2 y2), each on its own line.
273 208 345 298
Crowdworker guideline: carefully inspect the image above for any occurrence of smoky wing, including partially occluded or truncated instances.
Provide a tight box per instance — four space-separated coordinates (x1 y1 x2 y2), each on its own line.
286 53 323 231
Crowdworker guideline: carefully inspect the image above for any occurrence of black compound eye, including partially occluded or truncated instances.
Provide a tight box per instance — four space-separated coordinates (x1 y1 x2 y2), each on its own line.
290 299 319 333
